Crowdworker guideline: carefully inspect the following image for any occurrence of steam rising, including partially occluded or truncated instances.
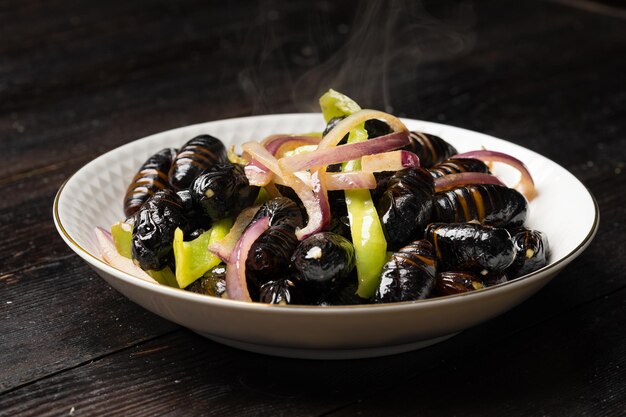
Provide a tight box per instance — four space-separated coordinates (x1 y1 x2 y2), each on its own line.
238 0 476 114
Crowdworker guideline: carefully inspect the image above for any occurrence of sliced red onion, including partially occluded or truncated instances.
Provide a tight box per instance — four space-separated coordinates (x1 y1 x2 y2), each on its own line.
262 134 322 157
304 110 407 240
97 226 112 239
326 172 377 190
434 172 506 192
242 141 282 173
242 140 280 186
278 131 410 173
361 150 420 173
244 159 273 186
454 150 536 200
243 136 318 186
243 112 406 240
275 171 377 191
242 141 331 240
94 227 157 283
291 109 408 239
209 206 261 261
287 109 409 237
294 170 331 240
225 216 270 302
317 109 409 150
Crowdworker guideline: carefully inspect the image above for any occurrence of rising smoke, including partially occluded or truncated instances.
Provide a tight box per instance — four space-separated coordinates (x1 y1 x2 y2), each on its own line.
237 0 476 114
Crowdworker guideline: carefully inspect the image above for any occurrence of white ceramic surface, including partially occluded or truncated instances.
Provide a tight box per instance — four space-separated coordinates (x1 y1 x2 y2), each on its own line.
54 114 599 359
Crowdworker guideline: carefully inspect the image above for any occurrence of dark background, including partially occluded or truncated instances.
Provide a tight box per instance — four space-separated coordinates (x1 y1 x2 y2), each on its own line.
1 0 625 415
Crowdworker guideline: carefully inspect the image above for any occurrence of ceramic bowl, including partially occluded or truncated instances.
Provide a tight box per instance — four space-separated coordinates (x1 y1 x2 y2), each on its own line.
54 114 599 359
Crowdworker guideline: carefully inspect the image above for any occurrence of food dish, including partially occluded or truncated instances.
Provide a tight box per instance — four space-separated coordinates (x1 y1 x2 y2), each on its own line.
54 113 598 359
104 92 544 305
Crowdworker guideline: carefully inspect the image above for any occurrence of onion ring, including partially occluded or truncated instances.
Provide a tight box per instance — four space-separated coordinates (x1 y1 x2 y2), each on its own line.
224 216 270 302
434 172 506 193
454 150 536 200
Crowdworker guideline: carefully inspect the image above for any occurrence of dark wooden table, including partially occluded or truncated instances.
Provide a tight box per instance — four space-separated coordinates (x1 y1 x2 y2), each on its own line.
1 0 625 415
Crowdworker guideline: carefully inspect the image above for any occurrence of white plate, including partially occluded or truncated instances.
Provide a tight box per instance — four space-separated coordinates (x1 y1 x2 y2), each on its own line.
54 114 599 359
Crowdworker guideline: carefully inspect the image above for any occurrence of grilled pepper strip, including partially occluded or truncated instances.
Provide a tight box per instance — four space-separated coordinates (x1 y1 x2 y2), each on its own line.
320 89 388 298
173 218 233 288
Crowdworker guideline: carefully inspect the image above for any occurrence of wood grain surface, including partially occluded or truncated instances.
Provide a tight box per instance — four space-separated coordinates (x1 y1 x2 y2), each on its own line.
1 0 624 415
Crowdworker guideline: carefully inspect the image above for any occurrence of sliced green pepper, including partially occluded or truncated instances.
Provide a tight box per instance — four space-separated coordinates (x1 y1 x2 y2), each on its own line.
111 222 133 259
173 218 233 288
344 188 388 298
319 89 388 298
320 88 362 122
147 267 179 288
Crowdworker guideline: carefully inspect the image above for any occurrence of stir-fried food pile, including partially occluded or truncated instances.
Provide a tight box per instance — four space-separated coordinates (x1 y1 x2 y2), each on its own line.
95 90 549 305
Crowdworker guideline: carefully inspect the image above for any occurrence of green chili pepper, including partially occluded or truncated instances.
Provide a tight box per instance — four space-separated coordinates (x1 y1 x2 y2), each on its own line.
173 218 233 288
320 88 362 122
111 222 133 259
319 89 387 298
147 267 179 288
